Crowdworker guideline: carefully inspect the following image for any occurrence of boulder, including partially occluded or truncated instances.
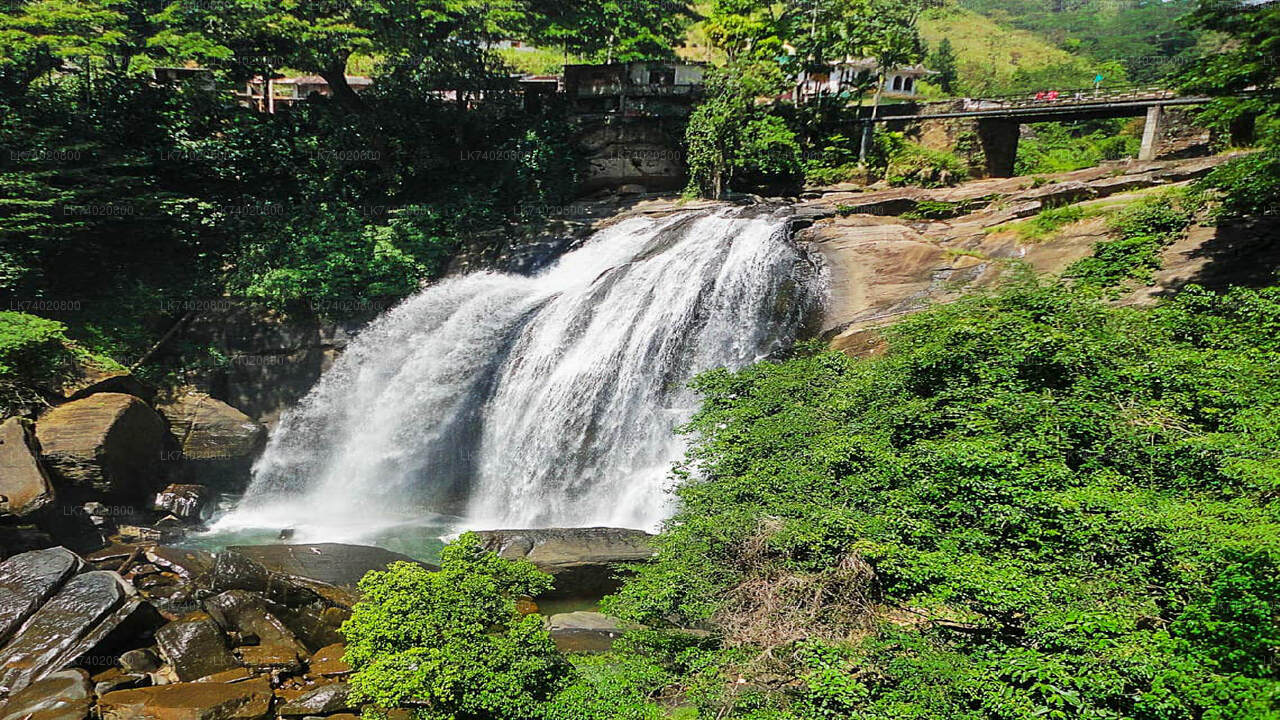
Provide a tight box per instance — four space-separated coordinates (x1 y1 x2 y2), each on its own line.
211 544 434 608
203 591 307 672
154 613 239 682
156 392 265 490
0 547 83 646
152 484 213 521
63 372 156 405
0 417 55 517
0 669 91 720
1012 180 1095 207
546 611 628 654
474 527 655 598
277 682 354 716
35 393 170 502
118 648 162 674
97 677 273 720
145 546 215 581
306 643 351 679
0 571 148 696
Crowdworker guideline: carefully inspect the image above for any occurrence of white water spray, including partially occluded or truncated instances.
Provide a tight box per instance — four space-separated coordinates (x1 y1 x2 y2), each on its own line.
211 208 821 544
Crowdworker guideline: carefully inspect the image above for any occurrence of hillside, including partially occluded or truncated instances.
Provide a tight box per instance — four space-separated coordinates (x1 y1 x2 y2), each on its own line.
919 6 1105 95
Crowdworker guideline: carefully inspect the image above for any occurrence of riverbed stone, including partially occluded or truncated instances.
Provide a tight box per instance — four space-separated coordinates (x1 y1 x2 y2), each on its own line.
0 417 55 517
211 544 434 608
305 643 351 678
154 613 239 682
203 590 307 671
0 547 82 646
475 527 655 598
35 393 170 502
547 611 628 653
97 677 273 720
156 392 265 491
0 669 91 720
0 570 141 696
277 682 354 716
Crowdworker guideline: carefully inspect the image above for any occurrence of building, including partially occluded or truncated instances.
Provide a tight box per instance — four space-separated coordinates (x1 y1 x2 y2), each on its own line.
238 75 374 112
563 61 706 119
797 59 933 101
151 67 217 92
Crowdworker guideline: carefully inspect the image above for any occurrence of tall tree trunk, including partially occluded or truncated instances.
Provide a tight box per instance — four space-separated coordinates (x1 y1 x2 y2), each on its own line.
319 54 366 114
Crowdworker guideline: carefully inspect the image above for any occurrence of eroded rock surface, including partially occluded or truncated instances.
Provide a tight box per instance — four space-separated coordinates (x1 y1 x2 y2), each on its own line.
475 527 655 597
35 393 169 502
0 417 55 517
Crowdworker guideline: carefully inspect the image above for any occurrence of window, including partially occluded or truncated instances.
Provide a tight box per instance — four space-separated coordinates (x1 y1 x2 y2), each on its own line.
904 77 914 93
648 68 675 86
892 75 904 91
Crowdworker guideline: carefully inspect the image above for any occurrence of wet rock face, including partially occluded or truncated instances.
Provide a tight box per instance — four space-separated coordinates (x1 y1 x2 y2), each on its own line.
0 547 83 646
34 393 170 503
97 677 273 720
0 669 91 720
156 393 265 491
211 544 435 608
0 571 137 696
277 681 353 716
0 417 56 517
474 527 656 598
203 591 308 672
154 613 239 682
547 611 627 654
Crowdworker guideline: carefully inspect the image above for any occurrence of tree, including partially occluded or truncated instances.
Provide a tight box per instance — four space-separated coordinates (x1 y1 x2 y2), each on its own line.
342 532 569 720
1177 0 1280 132
929 37 957 94
537 0 696 63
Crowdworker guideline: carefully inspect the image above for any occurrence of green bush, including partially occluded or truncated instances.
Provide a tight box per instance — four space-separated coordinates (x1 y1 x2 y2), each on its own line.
1196 148 1280 219
1064 191 1199 288
1016 120 1141 176
342 532 568 720
607 279 1280 719
0 311 73 379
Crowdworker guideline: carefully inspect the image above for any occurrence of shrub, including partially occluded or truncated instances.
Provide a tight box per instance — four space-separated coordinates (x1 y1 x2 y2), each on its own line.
1196 148 1280 219
1064 191 1198 288
607 279 1280 719
0 312 72 379
342 532 568 720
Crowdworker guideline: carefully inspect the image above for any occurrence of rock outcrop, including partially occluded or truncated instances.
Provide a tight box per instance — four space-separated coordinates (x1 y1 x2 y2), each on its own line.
0 669 91 720
0 570 154 696
0 547 83 646
156 392 265 490
211 544 434 608
154 613 240 682
97 677 273 720
34 393 170 502
475 527 655 598
0 417 55 517
546 611 628 653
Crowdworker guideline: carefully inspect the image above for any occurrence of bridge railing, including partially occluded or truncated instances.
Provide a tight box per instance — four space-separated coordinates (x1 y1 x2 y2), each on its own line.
960 84 1177 111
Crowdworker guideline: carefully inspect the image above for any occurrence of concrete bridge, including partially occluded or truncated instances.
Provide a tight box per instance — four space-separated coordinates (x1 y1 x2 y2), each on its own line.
867 86 1256 176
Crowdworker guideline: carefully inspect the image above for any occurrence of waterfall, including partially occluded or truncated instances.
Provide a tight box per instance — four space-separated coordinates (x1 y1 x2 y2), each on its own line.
210 207 822 545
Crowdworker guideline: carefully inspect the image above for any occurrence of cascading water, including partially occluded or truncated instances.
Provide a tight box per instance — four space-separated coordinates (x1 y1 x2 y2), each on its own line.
208 207 823 548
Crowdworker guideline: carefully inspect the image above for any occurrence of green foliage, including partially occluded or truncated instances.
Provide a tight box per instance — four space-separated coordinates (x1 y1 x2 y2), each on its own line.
1004 204 1092 241
870 132 968 188
609 278 1280 719
0 312 73 379
543 653 670 720
1065 190 1199 288
342 532 567 720
1016 120 1141 176
927 38 957 95
1178 0 1280 133
1195 148 1280 219
685 61 795 198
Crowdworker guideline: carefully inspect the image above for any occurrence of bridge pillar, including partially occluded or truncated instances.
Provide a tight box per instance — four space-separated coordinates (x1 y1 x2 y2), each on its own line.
977 119 1019 178
1139 104 1163 161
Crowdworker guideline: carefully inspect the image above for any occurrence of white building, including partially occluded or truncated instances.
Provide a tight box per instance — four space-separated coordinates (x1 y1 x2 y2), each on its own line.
798 58 933 100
